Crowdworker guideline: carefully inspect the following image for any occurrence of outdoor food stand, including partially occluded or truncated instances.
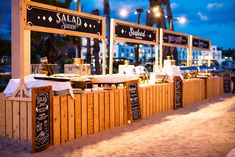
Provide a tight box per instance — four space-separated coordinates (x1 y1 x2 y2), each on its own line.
0 0 225 153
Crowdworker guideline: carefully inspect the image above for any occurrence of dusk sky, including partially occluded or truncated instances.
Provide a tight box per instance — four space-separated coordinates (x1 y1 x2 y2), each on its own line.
0 0 235 49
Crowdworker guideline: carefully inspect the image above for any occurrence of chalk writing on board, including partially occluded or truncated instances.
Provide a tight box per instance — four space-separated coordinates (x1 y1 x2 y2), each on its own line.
32 86 52 153
174 77 183 109
128 83 141 120
223 74 231 93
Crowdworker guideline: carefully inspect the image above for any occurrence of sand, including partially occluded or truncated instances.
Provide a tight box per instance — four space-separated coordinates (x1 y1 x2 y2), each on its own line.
0 94 235 157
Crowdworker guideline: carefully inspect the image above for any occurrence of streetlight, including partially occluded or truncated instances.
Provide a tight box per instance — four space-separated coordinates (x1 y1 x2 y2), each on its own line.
165 15 187 30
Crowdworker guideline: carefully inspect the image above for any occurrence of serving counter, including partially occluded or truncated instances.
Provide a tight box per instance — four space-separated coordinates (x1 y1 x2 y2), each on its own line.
0 76 224 145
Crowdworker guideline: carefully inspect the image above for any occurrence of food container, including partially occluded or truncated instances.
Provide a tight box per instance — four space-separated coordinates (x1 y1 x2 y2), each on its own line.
73 58 84 64
64 64 81 74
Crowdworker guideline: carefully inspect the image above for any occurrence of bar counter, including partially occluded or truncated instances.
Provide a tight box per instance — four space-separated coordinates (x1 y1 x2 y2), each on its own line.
0 76 224 145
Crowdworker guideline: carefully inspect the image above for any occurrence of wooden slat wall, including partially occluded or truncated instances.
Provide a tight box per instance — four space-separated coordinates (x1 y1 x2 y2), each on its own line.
0 94 6 137
0 77 224 144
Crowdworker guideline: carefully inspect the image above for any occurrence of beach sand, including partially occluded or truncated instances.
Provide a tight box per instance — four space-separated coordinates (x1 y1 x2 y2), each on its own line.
0 94 235 157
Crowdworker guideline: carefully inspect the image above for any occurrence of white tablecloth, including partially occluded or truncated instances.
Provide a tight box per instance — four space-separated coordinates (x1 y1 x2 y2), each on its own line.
162 66 183 83
3 74 74 98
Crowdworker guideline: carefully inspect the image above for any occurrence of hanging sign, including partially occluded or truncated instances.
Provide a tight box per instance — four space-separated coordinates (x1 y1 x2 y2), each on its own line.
162 30 189 48
192 37 210 50
113 19 158 45
24 1 105 39
32 86 52 153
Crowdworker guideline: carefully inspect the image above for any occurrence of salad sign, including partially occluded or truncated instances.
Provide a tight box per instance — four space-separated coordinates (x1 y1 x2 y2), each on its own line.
174 76 183 109
114 20 157 44
126 80 141 122
192 37 210 50
25 2 103 38
32 86 52 153
162 30 188 47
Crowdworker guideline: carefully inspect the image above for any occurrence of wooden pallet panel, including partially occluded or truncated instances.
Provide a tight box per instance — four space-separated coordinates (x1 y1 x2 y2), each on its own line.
20 101 27 140
68 96 75 140
27 102 32 141
105 91 110 129
142 87 147 118
13 101 20 139
170 83 174 110
81 93 87 136
99 92 105 131
114 90 120 127
52 96 61 145
6 100 12 138
156 85 160 113
93 92 99 133
75 94 82 138
152 85 156 114
149 86 153 116
167 84 171 111
0 94 6 136
109 90 115 128
162 84 166 112
146 87 150 117
159 85 163 113
61 95 68 143
123 89 128 124
119 89 124 126
87 93 94 135
138 87 143 118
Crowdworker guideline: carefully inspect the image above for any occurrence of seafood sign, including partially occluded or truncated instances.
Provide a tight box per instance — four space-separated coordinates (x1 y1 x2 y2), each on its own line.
115 22 156 43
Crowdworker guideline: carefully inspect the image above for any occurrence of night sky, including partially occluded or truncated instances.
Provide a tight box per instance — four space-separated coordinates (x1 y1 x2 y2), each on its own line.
0 0 235 49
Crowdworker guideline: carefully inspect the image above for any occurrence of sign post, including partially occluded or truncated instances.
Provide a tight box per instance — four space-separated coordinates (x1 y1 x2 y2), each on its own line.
10 0 106 101
109 19 158 74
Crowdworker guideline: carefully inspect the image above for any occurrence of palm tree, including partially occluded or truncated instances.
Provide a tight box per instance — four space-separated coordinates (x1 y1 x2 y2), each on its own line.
104 0 110 73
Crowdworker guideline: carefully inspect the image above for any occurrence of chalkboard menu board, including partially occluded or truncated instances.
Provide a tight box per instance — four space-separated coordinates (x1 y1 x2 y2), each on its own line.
126 80 141 122
163 31 188 47
223 73 231 93
115 22 156 43
174 76 183 109
32 86 52 153
192 37 210 50
26 4 103 36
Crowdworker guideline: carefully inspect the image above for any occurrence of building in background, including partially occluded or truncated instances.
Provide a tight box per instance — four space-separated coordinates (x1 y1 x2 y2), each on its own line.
80 38 222 66
177 45 222 66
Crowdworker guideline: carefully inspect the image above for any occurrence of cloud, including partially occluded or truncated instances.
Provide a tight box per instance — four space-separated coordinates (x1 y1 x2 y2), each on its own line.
197 12 208 21
207 3 224 10
170 2 178 9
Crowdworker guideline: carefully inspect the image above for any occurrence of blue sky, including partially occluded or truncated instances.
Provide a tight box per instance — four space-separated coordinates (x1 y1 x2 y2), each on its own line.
0 0 235 49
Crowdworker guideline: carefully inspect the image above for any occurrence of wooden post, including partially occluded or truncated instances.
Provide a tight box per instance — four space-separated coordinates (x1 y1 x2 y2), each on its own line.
159 28 163 70
109 19 114 74
102 17 107 75
10 0 30 101
154 45 159 71
189 35 193 66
